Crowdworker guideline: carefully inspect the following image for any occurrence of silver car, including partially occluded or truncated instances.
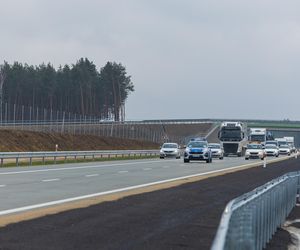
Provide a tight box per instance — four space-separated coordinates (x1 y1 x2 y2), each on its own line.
208 143 224 160
160 143 181 159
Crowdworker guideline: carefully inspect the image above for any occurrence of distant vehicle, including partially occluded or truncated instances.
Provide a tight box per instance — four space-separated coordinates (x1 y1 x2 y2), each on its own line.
159 143 181 159
190 137 207 142
184 140 212 163
249 128 267 146
264 144 279 157
265 140 279 147
208 143 224 160
245 143 266 160
278 144 291 156
218 121 247 156
284 137 296 153
275 138 288 147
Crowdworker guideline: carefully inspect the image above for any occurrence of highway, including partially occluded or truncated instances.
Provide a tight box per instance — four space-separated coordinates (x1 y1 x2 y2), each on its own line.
0 156 286 214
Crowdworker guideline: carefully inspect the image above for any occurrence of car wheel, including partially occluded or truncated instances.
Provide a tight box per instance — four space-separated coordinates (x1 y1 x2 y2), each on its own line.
176 156 180 159
245 158 249 160
219 157 223 160
276 154 279 157
184 159 189 163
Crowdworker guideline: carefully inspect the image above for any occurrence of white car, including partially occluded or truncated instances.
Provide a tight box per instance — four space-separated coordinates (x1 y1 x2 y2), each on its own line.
160 143 181 159
279 145 291 155
264 144 279 157
208 143 224 159
245 144 266 160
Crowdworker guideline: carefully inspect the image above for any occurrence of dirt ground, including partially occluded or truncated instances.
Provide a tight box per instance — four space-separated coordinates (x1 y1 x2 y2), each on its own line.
0 129 159 152
0 158 299 249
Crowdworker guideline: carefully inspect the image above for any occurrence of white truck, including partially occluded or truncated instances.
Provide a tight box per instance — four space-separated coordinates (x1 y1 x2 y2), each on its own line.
248 128 267 146
284 136 296 153
218 121 247 156
275 137 288 147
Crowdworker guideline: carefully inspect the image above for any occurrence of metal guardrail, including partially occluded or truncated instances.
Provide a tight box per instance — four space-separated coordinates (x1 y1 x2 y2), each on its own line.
0 150 160 167
211 171 300 250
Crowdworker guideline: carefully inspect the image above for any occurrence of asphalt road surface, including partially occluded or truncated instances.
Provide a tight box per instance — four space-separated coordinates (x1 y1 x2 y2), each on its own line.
0 156 268 213
0 155 298 250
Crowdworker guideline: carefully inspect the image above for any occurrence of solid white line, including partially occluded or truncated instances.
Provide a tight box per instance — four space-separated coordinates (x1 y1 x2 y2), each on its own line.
0 185 6 188
0 155 291 216
118 171 129 174
162 166 170 168
42 179 60 182
85 174 99 178
0 160 168 176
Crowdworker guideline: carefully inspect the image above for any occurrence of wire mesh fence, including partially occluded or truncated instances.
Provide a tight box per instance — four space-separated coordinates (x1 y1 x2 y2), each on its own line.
0 102 213 144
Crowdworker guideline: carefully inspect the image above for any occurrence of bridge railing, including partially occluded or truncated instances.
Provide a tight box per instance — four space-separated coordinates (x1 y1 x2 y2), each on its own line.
0 150 160 167
211 171 300 250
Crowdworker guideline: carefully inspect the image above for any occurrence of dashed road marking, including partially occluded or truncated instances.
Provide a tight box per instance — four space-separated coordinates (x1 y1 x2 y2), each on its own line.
143 168 152 171
0 185 6 188
85 174 99 178
0 160 168 176
162 166 170 169
42 179 60 182
118 171 129 174
0 155 292 216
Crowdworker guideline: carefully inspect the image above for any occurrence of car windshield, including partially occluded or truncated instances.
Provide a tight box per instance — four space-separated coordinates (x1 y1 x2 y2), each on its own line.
266 141 277 146
265 145 277 149
208 144 221 149
162 144 177 148
188 141 207 148
280 145 289 148
247 144 262 149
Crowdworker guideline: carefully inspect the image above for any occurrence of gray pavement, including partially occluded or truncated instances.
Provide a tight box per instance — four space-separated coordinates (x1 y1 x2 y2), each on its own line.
0 156 282 213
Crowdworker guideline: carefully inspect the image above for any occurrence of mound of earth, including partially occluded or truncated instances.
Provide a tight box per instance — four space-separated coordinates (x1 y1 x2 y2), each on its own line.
0 129 159 152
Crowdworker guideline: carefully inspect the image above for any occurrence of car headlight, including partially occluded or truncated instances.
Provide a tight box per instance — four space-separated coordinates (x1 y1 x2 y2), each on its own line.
160 150 164 154
245 151 250 156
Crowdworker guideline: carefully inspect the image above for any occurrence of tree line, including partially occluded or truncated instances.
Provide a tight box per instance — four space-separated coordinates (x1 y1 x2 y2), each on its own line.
0 58 134 121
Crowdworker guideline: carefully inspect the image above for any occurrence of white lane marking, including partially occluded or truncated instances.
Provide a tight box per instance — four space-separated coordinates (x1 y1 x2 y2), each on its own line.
85 174 99 178
0 157 288 216
162 166 170 168
0 185 6 188
0 160 169 176
42 178 60 182
143 168 152 171
118 171 129 174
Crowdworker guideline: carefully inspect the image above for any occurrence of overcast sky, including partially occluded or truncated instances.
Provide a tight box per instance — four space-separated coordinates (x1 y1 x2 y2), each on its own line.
1 0 300 121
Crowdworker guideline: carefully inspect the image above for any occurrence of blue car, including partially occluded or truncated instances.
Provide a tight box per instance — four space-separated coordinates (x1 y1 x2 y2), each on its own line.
184 140 212 163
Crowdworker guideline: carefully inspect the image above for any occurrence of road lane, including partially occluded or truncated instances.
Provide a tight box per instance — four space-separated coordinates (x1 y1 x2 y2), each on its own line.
0 156 289 213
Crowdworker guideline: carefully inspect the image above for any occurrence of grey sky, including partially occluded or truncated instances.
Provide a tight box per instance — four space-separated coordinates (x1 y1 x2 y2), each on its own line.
1 0 300 120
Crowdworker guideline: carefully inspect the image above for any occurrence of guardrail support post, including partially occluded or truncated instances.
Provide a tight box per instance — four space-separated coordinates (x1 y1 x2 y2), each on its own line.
64 156 67 163
42 157 45 165
92 155 95 161
0 158 3 167
29 157 32 166
16 157 19 167
54 156 56 164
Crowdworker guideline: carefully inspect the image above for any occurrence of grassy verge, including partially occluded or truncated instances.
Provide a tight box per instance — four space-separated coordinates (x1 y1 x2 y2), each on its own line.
1 154 160 168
